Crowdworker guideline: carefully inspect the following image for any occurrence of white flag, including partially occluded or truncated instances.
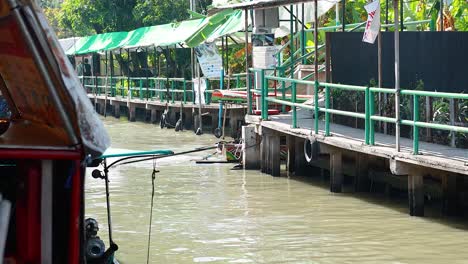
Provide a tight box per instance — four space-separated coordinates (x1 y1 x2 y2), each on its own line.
362 0 381 44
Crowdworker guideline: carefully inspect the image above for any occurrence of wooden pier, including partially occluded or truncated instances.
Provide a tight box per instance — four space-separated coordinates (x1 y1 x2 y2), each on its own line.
243 114 468 217
89 94 247 137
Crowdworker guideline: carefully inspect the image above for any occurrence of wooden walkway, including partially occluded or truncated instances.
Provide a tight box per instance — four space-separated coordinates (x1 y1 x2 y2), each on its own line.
88 94 247 110
247 113 468 176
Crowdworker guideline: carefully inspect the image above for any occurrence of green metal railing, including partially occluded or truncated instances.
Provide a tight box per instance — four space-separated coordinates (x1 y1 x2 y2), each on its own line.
81 72 249 106
256 73 467 155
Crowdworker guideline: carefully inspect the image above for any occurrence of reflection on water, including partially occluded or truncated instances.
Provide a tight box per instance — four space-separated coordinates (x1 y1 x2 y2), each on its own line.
86 119 468 263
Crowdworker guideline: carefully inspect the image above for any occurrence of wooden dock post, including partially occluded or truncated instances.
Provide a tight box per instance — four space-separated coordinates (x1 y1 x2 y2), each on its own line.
354 153 370 192
408 172 424 216
330 151 343 193
184 109 193 129
113 102 120 118
260 129 267 173
230 110 244 138
442 174 458 216
286 135 296 173
150 108 157 124
265 135 271 174
242 125 260 169
129 104 136 122
390 160 425 216
270 133 281 177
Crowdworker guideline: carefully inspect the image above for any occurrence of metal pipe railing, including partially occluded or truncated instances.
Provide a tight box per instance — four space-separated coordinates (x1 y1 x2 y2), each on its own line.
259 73 467 154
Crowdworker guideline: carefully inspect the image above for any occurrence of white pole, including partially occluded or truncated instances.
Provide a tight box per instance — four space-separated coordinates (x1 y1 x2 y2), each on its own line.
197 64 203 134
336 3 340 26
394 0 400 151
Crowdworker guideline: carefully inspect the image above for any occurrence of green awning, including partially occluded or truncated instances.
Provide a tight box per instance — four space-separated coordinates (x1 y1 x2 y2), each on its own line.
64 9 246 55
205 9 244 42
66 32 128 55
123 23 174 49
184 9 239 47
161 18 206 46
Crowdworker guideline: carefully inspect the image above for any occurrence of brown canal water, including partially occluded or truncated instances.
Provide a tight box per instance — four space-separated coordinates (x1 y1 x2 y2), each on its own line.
86 118 468 263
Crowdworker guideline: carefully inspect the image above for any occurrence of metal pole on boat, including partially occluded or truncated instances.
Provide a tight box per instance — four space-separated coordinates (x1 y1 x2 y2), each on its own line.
394 0 401 152
103 159 114 245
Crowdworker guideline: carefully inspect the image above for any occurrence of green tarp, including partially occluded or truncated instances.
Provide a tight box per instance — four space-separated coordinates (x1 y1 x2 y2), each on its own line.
185 9 240 47
123 23 174 49
64 9 243 55
205 9 244 42
66 32 128 55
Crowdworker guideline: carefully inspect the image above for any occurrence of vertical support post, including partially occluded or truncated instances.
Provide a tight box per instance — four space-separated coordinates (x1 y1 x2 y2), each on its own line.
261 133 269 173
370 89 375 145
270 134 281 177
294 137 307 175
335 3 340 27
408 172 424 216
183 80 187 104
286 135 296 173
385 0 389 30
196 65 203 133
365 86 370 145
281 68 286 113
95 75 99 95
354 153 370 192
378 31 382 133
261 69 267 120
314 81 319 134
314 0 319 135
341 0 346 31
413 94 420 154
442 174 458 216
150 108 157 123
449 98 455 147
425 97 432 141
394 0 401 152
126 49 131 101
330 151 343 193
301 3 306 65
292 82 297 128
247 73 252 114
325 33 332 83
244 8 250 111
139 79 143 100
325 85 330 136
171 80 175 103
218 69 224 129
114 103 120 118
400 0 403 31
440 0 444 31
236 75 240 88
129 104 136 122
290 5 295 79
242 125 260 169
110 51 114 97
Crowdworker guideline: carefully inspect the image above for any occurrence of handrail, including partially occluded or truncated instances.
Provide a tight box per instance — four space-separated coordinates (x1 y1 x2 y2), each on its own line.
255 73 467 154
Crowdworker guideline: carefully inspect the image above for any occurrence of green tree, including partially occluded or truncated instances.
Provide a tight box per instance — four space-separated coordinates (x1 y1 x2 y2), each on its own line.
133 0 190 27
60 0 138 35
